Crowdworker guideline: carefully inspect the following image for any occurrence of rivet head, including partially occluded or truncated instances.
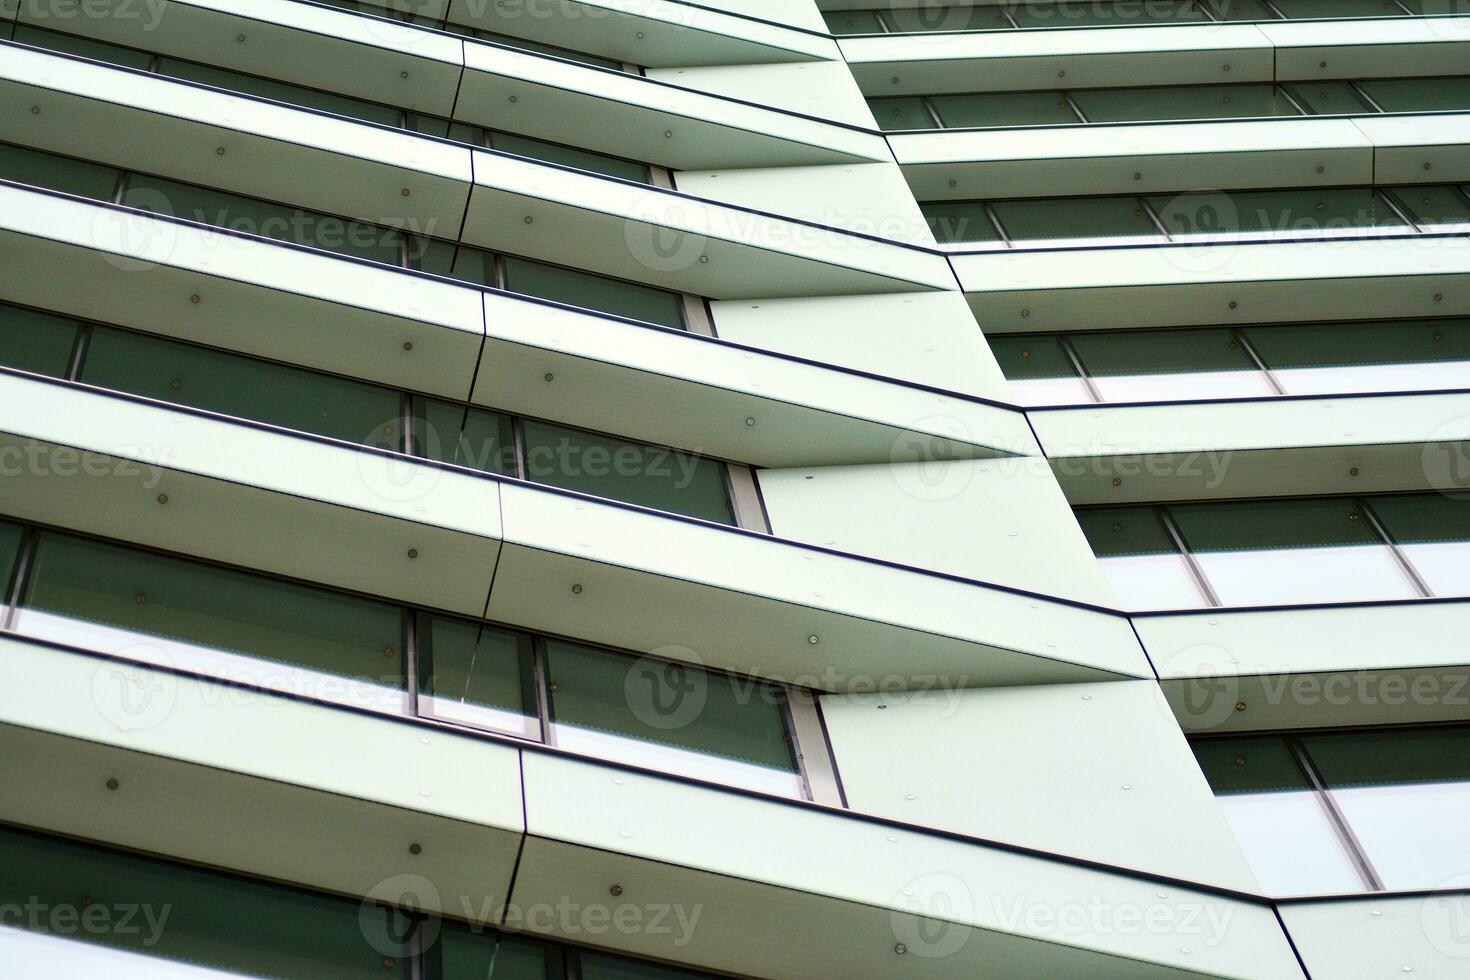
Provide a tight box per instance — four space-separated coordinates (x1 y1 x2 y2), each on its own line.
948 179 957 187
890 76 900 84
745 418 755 427
1020 308 1031 318
402 341 413 351
407 548 418 559
807 635 819 645
400 71 409 79
698 255 709 264
134 594 146 605
1057 69 1066 77
30 105 40 115
1222 64 1230 71
1111 477 1122 487
1235 702 1247 712
1228 300 1238 309
1132 172 1142 180
190 294 201 304
571 584 583 594
401 188 411 197
409 843 422 855
384 647 395 658
544 372 554 382
1316 165 1325 173
508 95 518 103
236 33 245 41
895 944 908 955
523 216 533 225
609 885 623 896
1434 293 1444 302
1319 61 1327 68
216 147 225 156
1424 162 1432 170
1350 467 1360 476
156 494 169 505
664 130 674 138
105 778 119 791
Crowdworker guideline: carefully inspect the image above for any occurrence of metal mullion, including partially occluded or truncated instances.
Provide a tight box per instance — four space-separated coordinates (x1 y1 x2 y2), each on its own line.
1357 496 1436 598
1157 506 1224 608
1376 187 1421 232
1258 0 1289 18
64 321 94 381
1138 196 1172 239
998 4 1022 28
1057 335 1105 404
1388 0 1414 13
110 169 130 206
404 608 422 719
922 96 945 129
510 415 529 481
492 251 509 290
406 911 429 980
531 635 555 747
872 9 894 32
1450 183 1470 213
1277 83 1310 117
1230 327 1286 395
1195 0 1221 21
982 202 1013 246
1062 91 1089 123
1348 80 1386 113
2 526 40 632
1287 735 1386 891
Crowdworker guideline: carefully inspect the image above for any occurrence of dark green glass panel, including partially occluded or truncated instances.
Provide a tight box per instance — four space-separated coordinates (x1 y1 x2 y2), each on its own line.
1369 493 1470 544
416 242 499 287
1169 497 1383 553
522 420 734 524
1245 319 1470 368
489 131 650 184
1202 0 1282 19
1150 188 1398 234
931 91 1080 127
822 9 888 33
434 921 565 979
1398 0 1470 11
405 113 487 146
545 640 799 772
1012 0 1209 27
580 950 720 980
1070 327 1254 376
12 24 156 69
987 334 1078 380
1394 185 1470 225
23 531 405 686
1273 0 1409 15
420 401 519 475
0 142 119 199
80 326 402 445
1075 506 1179 557
1303 727 1470 788
921 201 1001 243
886 5 1018 29
473 30 623 71
992 196 1156 239
0 302 79 376
1281 81 1372 115
1358 77 1470 112
0 20 11 41
0 824 410 978
0 520 21 599
1073 84 1301 122
122 175 405 264
418 615 536 718
502 258 684 329
869 96 936 131
1193 737 1311 794
156 58 404 125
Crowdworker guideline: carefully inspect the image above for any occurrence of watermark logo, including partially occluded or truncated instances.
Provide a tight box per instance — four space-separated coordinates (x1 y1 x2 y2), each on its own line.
1423 876 1470 959
1155 190 1241 275
357 415 443 504
889 416 976 502
624 646 708 731
360 875 440 960
1422 415 1470 500
1170 643 1244 732
92 185 177 274
0 898 171 947
891 873 974 959
624 202 708 274
91 647 178 732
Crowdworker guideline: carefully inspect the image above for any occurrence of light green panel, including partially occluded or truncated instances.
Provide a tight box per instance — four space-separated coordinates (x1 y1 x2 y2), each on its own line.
894 118 1374 201
956 236 1470 332
1265 18 1470 82
442 0 836 67
1356 114 1470 186
840 27 1272 95
463 152 953 298
475 294 1032 468
673 163 935 245
0 373 503 616
0 186 485 398
758 460 1118 605
648 61 877 130
0 46 472 236
0 638 522 915
1282 897 1470 980
820 683 1260 890
517 753 1303 979
16 0 464 115
455 40 886 170
709 292 1012 399
487 483 1149 689
1142 603 1470 732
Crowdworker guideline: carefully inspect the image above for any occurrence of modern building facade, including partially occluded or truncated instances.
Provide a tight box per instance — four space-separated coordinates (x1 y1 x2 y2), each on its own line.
0 0 1468 975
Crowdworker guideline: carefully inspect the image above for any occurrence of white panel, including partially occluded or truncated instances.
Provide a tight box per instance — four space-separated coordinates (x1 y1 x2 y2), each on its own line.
675 162 936 244
464 150 955 297
521 753 1303 980
1356 114 1470 185
759 459 1118 605
894 118 1374 199
19 0 466 114
687 0 829 31
841 25 1273 94
648 61 878 128
820 683 1261 891
1265 18 1470 80
709 291 1012 399
0 45 472 234
1282 896 1470 980
956 236 1470 331
488 482 1152 688
456 41 887 169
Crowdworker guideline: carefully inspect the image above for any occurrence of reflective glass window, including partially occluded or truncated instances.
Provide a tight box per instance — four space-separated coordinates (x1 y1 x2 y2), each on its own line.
0 520 21 600
431 922 566 979
418 400 519 476
1150 188 1400 235
1369 493 1470 597
12 24 156 69
1272 0 1410 15
17 532 407 707
1069 327 1273 400
1394 185 1470 225
1357 77 1470 112
488 131 650 184
1075 507 1209 609
417 615 540 738
0 141 119 199
986 334 1093 404
1201 0 1284 18
1246 318 1470 393
502 257 685 330
823 10 888 33
1012 0 1209 26
544 640 802 795
887 5 1018 29
156 58 404 126
1282 81 1374 115
1073 84 1301 122
0 302 80 377
870 96 937 131
931 91 1080 127
992 195 1156 239
921 201 1003 244
521 420 735 524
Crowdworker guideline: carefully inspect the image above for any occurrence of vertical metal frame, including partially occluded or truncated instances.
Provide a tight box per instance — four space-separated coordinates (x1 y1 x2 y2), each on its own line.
1 526 39 632
1155 505 1224 607
784 688 846 807
724 463 770 533
1286 735 1386 891
1356 496 1436 598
